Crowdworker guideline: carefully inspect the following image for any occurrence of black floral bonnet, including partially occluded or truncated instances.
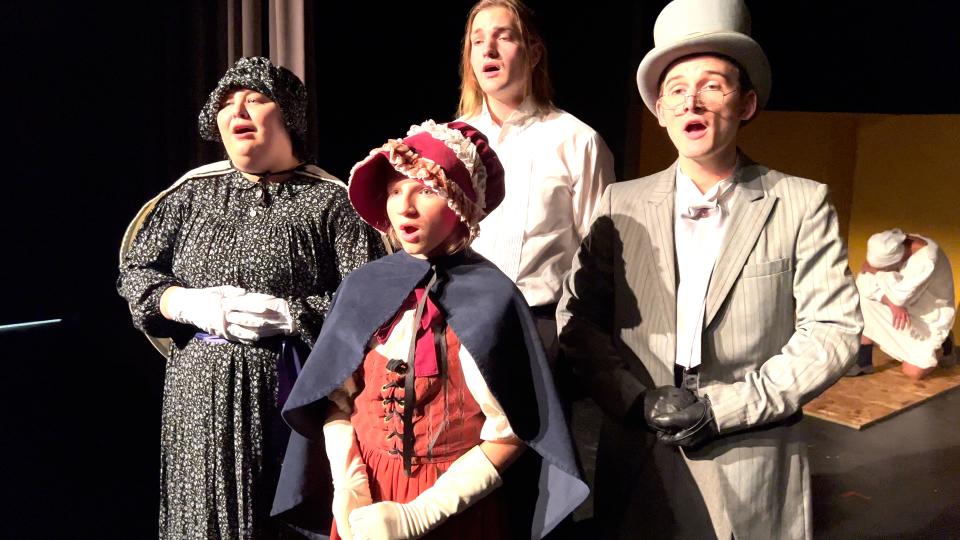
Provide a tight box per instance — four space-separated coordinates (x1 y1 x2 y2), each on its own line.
197 56 307 145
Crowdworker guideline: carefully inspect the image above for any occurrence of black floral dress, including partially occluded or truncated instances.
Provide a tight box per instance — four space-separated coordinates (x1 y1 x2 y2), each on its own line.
118 164 385 539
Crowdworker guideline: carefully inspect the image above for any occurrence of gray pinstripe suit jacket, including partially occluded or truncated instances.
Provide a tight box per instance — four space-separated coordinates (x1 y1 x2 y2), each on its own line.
558 156 862 539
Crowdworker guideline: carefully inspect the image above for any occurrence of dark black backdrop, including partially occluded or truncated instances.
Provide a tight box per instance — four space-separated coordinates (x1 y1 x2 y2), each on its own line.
0 2 956 537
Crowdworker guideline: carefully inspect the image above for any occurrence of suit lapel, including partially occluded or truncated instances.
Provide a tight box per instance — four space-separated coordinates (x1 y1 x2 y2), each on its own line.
704 160 777 327
643 164 678 331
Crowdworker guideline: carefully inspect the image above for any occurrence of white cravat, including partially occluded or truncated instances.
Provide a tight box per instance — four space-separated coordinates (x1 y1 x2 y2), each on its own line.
674 168 736 369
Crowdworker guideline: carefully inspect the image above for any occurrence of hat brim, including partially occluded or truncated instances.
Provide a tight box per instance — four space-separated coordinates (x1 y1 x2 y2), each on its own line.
636 32 771 115
348 151 396 233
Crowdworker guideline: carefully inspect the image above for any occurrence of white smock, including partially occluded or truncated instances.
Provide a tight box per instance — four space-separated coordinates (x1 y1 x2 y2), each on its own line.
857 235 955 368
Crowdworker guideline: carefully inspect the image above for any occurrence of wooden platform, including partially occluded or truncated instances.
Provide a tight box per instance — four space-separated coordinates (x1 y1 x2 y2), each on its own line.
803 350 960 430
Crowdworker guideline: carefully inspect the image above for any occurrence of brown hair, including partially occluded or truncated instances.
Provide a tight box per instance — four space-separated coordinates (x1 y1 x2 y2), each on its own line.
457 0 554 119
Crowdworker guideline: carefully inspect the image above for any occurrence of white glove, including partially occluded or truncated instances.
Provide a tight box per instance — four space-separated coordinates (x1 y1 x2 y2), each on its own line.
325 417 373 540
221 292 296 342
162 285 246 337
348 445 502 540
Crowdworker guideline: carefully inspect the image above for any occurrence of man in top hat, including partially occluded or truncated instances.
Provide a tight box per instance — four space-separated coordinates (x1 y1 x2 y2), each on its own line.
557 0 862 538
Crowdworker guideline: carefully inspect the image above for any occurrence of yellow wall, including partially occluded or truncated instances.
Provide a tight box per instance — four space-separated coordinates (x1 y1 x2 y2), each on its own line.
848 115 960 335
629 108 960 334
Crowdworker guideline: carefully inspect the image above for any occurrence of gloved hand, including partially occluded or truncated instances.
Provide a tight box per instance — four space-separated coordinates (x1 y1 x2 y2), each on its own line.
324 417 372 540
348 445 502 540
643 386 698 426
162 285 246 338
649 394 719 449
623 386 695 429
221 292 296 342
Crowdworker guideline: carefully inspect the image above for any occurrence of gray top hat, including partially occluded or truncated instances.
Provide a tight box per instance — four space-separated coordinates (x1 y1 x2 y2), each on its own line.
636 0 771 114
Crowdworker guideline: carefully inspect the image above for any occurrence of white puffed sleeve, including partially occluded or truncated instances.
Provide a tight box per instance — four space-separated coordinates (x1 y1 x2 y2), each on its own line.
876 246 937 307
459 346 516 442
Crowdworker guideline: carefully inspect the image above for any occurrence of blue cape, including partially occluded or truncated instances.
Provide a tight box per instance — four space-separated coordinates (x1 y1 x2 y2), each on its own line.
272 250 587 538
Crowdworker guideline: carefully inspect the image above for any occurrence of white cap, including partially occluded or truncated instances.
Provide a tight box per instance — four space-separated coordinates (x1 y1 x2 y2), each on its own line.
866 229 907 268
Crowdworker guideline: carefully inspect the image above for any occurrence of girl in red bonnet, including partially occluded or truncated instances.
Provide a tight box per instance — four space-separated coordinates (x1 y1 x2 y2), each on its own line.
272 120 587 539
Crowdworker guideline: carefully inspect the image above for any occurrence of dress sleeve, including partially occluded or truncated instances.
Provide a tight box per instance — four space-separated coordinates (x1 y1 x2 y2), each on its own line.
855 271 884 302
287 189 388 344
117 188 189 339
875 247 937 307
459 345 517 442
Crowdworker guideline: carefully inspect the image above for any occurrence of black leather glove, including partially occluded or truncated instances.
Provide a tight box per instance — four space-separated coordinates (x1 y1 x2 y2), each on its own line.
624 386 697 430
644 386 697 424
650 395 719 448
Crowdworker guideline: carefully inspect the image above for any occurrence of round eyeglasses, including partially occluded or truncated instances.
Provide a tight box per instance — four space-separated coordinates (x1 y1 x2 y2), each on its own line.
658 88 739 115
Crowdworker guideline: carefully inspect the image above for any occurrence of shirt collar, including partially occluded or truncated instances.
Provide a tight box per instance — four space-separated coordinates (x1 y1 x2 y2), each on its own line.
674 157 742 220
675 166 733 207
226 167 316 199
478 95 540 130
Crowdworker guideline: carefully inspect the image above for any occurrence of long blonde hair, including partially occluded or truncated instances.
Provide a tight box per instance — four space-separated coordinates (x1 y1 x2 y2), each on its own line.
456 0 554 119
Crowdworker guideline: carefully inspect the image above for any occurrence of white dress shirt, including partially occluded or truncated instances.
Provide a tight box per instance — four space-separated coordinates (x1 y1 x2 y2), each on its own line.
461 99 615 307
674 167 737 369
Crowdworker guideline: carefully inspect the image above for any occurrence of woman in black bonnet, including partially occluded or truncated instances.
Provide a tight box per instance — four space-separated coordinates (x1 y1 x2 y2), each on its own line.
118 56 384 538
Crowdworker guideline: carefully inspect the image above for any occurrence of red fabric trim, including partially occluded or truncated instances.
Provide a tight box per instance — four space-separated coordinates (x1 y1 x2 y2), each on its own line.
374 288 444 376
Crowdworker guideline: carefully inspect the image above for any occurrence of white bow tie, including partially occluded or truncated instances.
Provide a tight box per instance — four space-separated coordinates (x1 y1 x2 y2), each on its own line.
682 202 720 220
